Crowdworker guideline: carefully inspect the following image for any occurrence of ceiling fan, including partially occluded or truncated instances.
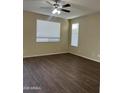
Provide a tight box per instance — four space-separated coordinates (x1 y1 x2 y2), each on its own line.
41 0 71 15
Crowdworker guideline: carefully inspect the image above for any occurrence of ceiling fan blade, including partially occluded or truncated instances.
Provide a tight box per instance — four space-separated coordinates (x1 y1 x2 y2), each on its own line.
40 6 51 9
62 4 71 8
54 0 61 3
46 1 53 6
47 15 54 21
61 9 70 13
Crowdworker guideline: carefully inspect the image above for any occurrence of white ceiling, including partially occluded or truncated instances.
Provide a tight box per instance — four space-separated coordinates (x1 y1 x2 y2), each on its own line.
23 0 100 19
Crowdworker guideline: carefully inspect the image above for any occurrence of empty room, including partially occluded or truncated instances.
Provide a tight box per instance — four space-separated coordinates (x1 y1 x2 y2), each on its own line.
23 0 100 93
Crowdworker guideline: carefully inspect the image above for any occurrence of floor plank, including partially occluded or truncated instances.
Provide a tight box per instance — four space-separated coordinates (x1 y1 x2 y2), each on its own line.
23 53 100 93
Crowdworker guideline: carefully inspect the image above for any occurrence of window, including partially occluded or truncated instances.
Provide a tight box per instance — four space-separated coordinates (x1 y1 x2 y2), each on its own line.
36 20 60 42
71 23 79 47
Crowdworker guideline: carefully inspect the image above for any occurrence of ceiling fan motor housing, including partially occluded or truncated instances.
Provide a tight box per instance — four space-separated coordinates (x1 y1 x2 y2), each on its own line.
53 3 59 8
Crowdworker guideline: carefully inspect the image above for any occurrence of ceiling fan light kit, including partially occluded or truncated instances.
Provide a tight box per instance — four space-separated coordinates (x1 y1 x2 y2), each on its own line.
52 8 61 14
45 0 71 15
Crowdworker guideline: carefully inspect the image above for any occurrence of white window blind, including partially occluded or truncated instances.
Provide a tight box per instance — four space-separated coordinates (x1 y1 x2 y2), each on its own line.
36 20 60 42
71 23 79 47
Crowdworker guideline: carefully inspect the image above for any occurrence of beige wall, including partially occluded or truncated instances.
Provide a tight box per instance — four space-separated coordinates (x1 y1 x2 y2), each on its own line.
23 11 69 57
69 13 100 62
23 11 100 62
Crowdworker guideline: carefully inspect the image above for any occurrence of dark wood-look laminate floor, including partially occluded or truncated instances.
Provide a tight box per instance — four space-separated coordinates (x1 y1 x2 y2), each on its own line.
23 53 100 93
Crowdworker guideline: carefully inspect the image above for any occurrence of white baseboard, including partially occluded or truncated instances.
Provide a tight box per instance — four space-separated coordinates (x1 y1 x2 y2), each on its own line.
23 52 68 58
23 52 100 63
69 52 100 63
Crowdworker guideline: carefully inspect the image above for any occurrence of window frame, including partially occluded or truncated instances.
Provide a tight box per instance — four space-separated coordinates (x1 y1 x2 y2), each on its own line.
71 23 79 47
36 19 61 43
